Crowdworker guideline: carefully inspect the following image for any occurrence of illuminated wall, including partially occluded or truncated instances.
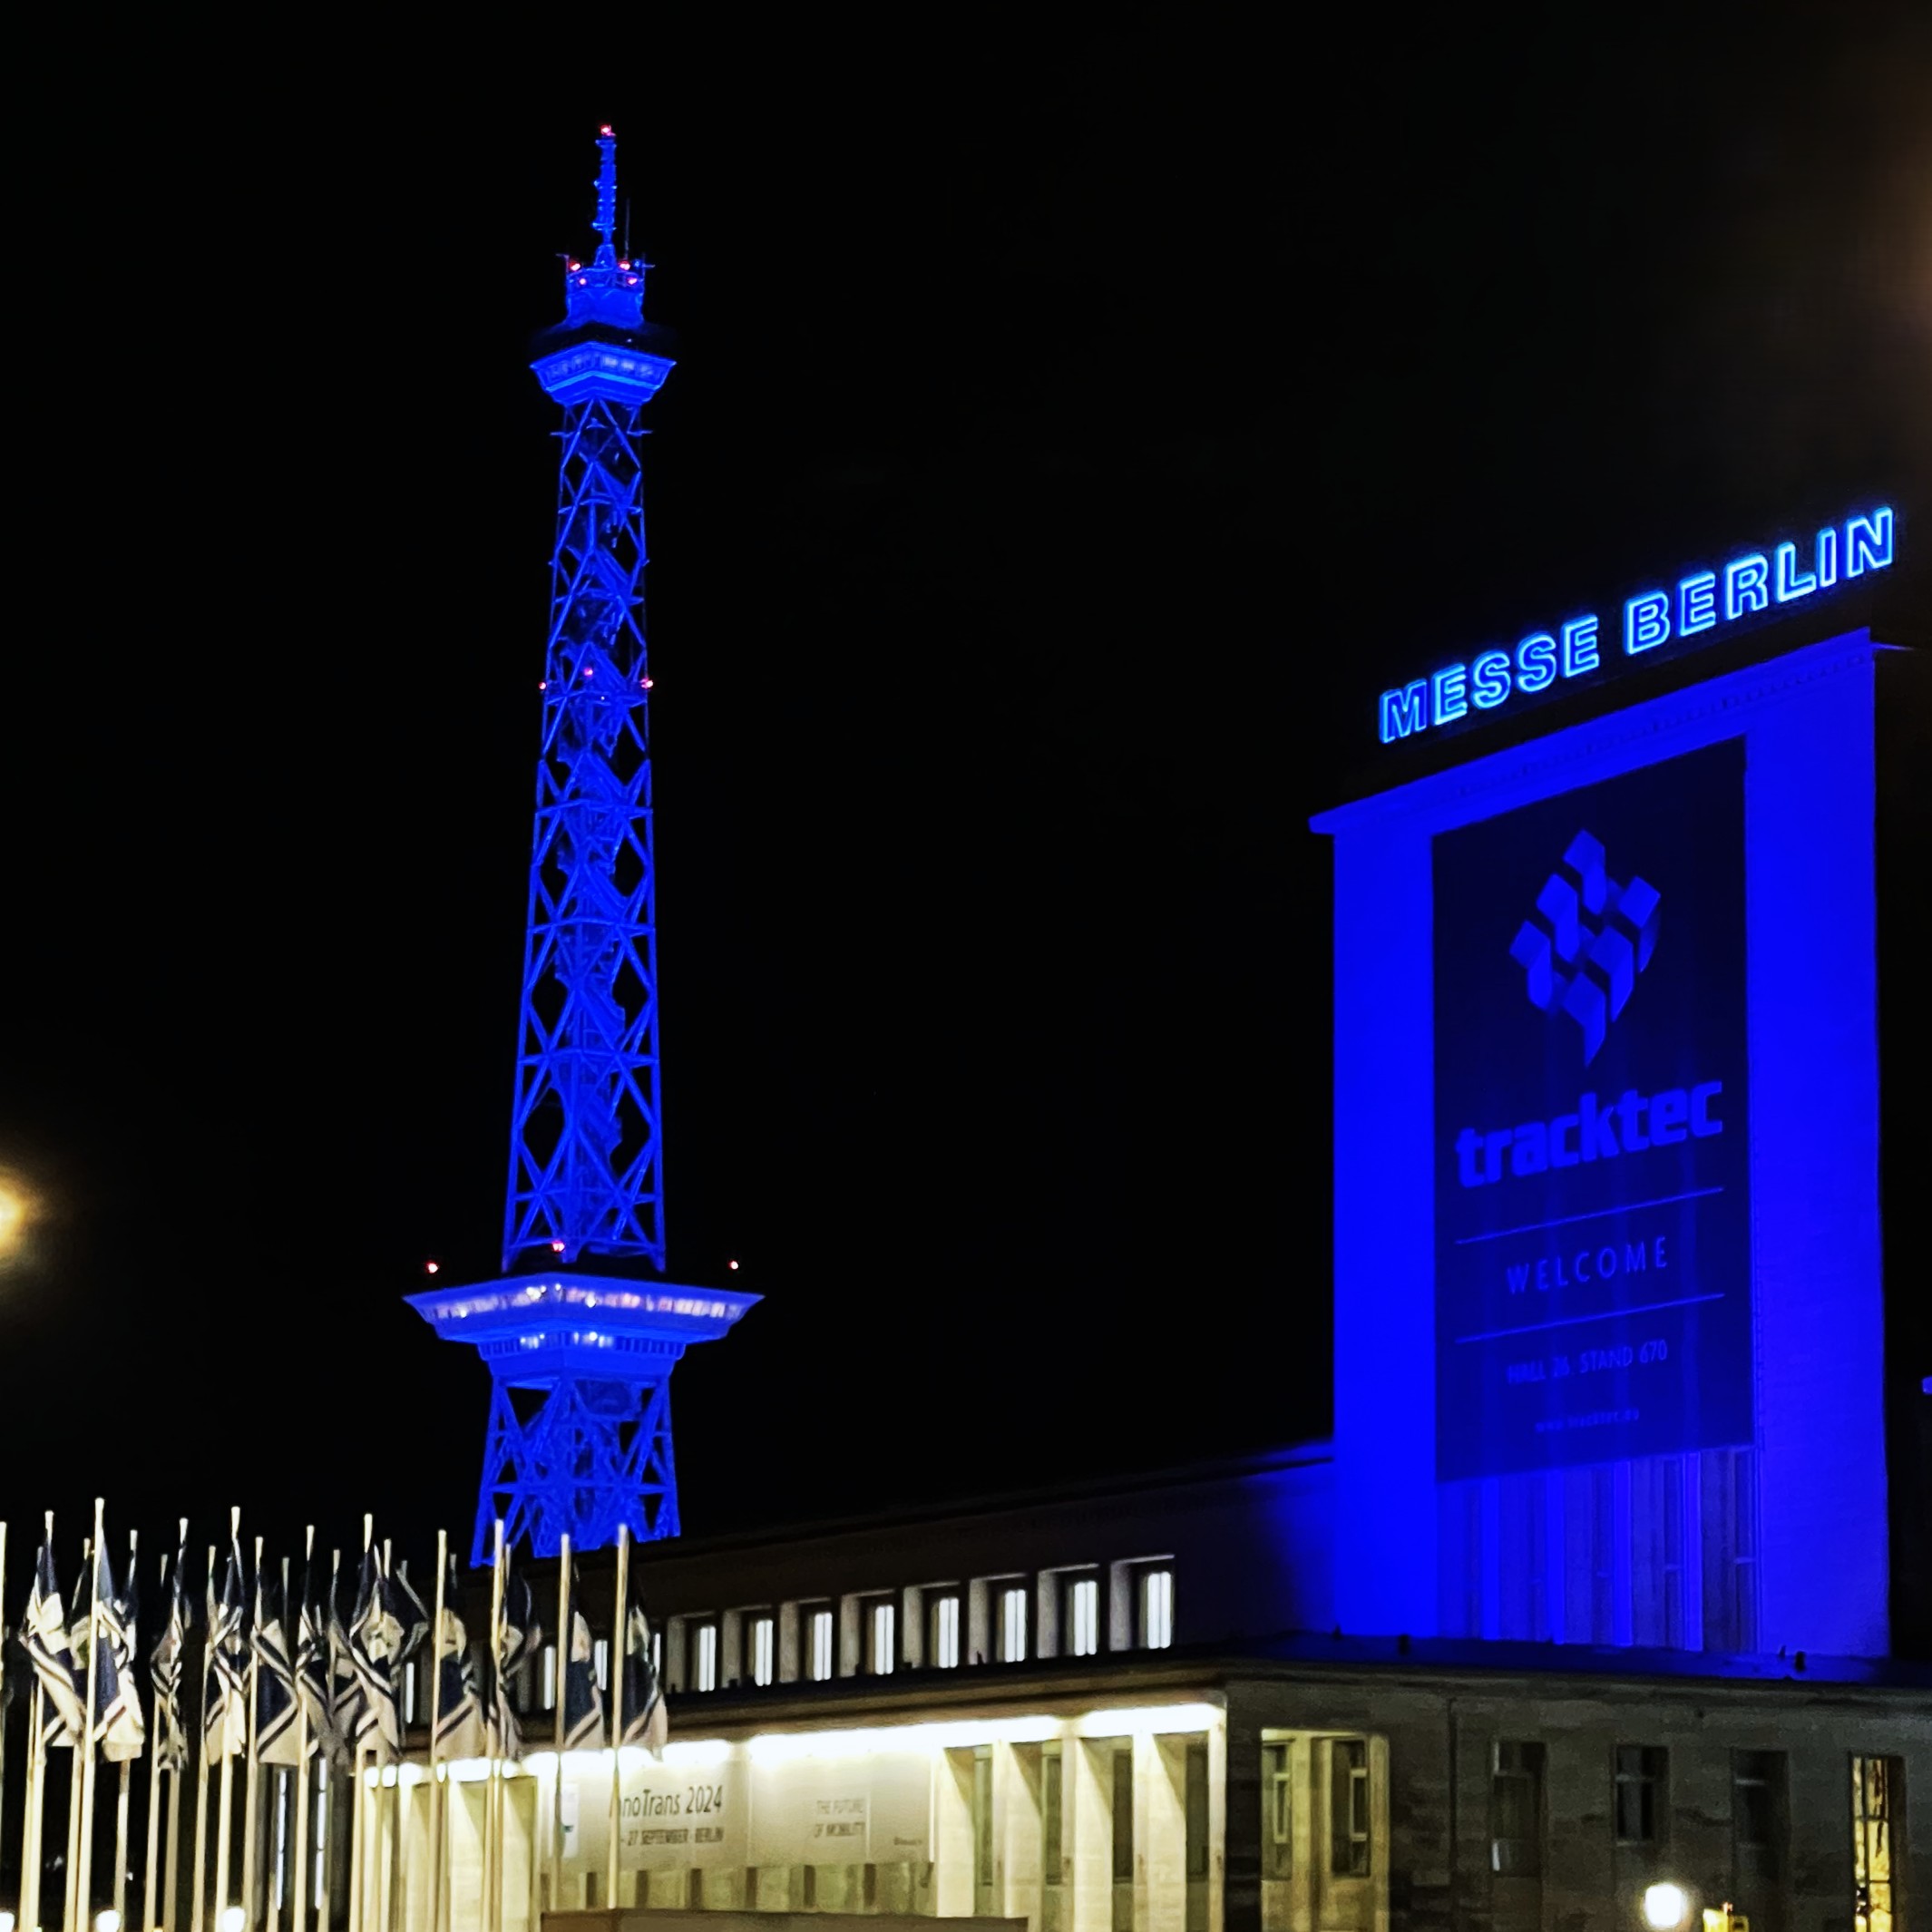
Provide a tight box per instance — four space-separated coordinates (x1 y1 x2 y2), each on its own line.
1316 630 1887 1658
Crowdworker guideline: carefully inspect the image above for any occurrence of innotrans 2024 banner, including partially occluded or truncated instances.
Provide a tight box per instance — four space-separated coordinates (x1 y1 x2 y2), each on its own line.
1433 739 1751 1481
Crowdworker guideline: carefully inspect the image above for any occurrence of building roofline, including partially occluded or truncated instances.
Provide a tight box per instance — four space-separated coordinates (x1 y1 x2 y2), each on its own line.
590 1439 1334 1570
648 1631 1929 1740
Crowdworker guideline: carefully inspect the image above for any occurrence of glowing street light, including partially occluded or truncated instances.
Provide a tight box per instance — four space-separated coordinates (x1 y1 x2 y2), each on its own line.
1644 1884 1693 1931
0 1170 33 1259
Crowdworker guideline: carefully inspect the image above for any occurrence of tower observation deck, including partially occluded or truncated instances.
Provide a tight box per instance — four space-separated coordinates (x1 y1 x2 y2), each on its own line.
411 129 756 1562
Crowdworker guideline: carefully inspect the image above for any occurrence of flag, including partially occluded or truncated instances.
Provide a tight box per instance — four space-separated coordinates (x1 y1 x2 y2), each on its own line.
150 1541 191 1774
347 1548 401 1759
203 1540 248 1759
487 1566 540 1762
251 1566 300 1767
24 1536 85 1745
389 1561 431 1667
294 1553 336 1763
618 1565 666 1754
561 1586 604 1751
432 1556 483 1760
327 1558 359 1763
93 1538 146 1761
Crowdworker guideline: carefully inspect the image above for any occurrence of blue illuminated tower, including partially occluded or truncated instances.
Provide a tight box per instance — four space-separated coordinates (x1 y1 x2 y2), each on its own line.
411 130 756 1563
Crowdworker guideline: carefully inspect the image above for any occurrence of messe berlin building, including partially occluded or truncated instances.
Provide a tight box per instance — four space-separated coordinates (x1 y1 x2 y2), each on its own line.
415 527 1931 1932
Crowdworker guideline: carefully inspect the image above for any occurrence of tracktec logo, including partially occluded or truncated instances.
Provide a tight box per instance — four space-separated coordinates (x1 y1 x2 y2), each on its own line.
1508 831 1661 1063
1454 1080 1724 1187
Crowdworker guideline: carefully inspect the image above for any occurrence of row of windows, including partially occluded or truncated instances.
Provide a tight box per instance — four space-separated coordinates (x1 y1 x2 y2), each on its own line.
1256 1743 1899 1888
671 1561 1176 1693
1498 1742 1789 1870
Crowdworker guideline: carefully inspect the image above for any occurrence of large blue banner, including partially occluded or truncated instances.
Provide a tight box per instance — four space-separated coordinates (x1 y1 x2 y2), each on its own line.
1433 740 1751 1480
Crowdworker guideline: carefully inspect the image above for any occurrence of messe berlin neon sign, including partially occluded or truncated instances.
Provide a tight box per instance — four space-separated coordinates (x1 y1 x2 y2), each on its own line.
1378 505 1895 745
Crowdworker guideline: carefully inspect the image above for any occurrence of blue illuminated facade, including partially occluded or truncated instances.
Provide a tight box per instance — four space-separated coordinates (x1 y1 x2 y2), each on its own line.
412 131 755 1563
1320 629 1889 1659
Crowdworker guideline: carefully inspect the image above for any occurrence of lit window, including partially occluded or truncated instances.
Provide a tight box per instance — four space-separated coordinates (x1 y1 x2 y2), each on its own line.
1853 1756 1896 1932
1262 1742 1293 1879
750 1615 775 1688
592 1637 609 1692
403 1657 417 1724
930 1592 961 1670
1138 1567 1174 1650
1615 1746 1665 1844
1331 1739 1370 1875
692 1622 719 1693
1067 1576 1099 1657
869 1599 897 1676
999 1586 1029 1663
808 1607 834 1682
541 1643 557 1711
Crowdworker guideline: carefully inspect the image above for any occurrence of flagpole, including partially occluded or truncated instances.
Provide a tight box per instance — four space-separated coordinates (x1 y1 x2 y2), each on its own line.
0 1519 8 1920
551 1536 571 1916
606 1524 628 1912
316 1548 340 1932
213 1509 239 1932
164 1749 183 1932
190 1544 215 1932
24 1674 46 1932
266 1556 287 1932
112 1527 138 1932
346 1517 371 1932
380 1543 401 1932
424 1534 446 1932
22 1519 45 1932
163 1520 189 1932
144 1546 166 1932
241 1536 264 1932
63 1534 89 1932
290 1533 312 1932
75 1503 107 1932
0 1519 8 1924
483 1521 504 1932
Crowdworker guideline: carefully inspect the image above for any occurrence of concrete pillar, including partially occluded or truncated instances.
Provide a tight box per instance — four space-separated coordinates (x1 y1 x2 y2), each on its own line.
1001 1742 1045 1929
969 1579 991 1668
777 1600 801 1683
1221 1707 1267 1932
503 1774 537 1932
1209 1716 1235 1932
934 1749 977 1918
1066 1741 1114 1932
1038 1572 1062 1660
1141 1734 1188 1932
400 1781 432 1932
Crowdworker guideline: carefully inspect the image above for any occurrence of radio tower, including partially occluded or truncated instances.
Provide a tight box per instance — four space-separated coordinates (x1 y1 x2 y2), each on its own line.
410 129 756 1562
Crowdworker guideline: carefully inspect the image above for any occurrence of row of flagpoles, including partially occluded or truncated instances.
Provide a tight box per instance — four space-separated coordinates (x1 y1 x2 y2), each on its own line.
1 1507 667 1932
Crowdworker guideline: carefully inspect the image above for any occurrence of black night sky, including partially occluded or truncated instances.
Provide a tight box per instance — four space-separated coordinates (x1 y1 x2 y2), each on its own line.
3 13 1928 1580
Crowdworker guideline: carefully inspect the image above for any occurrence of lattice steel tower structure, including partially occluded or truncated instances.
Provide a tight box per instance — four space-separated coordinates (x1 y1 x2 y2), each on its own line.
411 129 756 1562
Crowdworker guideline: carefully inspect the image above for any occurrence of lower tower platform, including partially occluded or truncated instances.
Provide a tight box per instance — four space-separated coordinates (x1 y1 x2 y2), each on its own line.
409 1271 758 1562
